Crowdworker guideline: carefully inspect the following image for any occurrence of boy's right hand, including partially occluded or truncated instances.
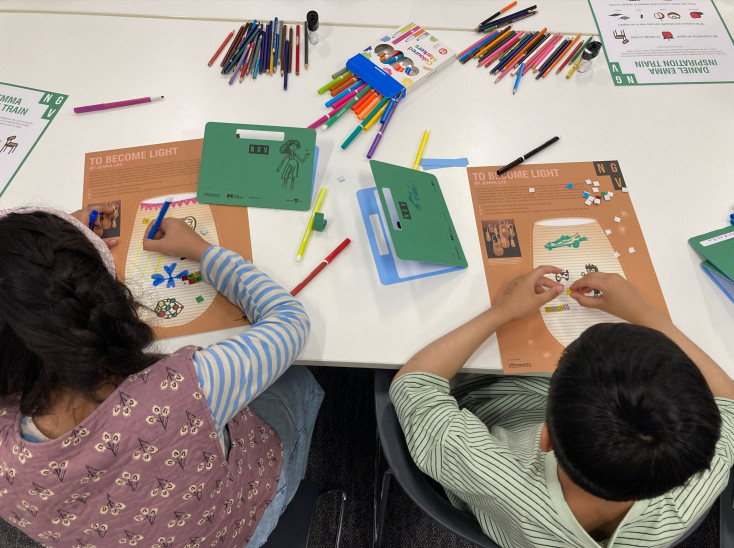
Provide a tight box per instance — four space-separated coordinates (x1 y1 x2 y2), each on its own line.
569 272 666 326
143 218 212 262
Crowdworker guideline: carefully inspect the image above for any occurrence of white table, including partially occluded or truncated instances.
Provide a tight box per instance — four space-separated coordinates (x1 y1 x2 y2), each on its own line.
1 2 733 375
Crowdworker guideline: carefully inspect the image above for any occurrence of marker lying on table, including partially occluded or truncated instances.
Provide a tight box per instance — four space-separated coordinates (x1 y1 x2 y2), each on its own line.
147 196 173 239
291 238 351 296
497 136 559 175
296 187 327 262
74 95 164 114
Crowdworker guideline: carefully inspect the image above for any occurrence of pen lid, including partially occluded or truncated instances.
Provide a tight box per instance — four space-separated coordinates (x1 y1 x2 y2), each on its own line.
582 41 602 61
307 11 319 31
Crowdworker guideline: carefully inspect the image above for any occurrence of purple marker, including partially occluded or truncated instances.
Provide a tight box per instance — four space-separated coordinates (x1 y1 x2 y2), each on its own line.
366 99 399 159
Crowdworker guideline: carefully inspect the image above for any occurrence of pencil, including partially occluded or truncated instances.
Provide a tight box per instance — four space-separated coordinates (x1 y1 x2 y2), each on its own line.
240 42 255 82
270 17 277 74
296 25 301 75
513 63 524 94
492 31 536 76
512 32 549 72
536 39 570 79
565 54 583 79
471 27 510 62
457 30 499 60
555 35 583 74
480 7 537 32
222 25 245 67
290 238 352 296
304 20 309 68
280 24 287 75
477 1 517 29
276 19 283 67
459 29 502 63
544 35 579 77
284 39 290 89
209 30 234 66
496 27 546 74
570 36 594 65
288 27 294 74
528 34 561 71
477 28 515 66
483 32 525 70
412 129 430 170
223 22 254 72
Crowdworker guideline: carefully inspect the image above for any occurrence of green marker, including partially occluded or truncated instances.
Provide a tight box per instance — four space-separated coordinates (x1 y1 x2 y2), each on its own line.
323 85 372 129
317 71 352 94
341 97 389 150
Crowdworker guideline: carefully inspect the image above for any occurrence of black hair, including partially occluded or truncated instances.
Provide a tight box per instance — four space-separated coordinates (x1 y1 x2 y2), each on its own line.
0 212 160 416
547 322 721 501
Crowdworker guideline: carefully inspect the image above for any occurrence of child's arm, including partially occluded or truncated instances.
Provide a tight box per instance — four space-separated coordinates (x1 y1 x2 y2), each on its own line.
143 219 310 432
570 272 734 400
393 266 565 382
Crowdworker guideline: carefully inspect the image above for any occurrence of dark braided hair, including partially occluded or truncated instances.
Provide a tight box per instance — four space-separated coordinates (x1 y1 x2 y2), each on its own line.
0 212 160 416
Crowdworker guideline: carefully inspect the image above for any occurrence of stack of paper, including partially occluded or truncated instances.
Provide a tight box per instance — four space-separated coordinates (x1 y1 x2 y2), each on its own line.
689 226 734 303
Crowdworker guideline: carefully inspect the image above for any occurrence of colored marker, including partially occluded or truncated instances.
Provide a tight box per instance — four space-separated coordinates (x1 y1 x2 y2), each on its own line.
147 196 173 239
296 187 328 262
88 210 99 230
291 238 352 296
367 99 399 159
317 71 352 94
74 95 164 114
412 129 430 170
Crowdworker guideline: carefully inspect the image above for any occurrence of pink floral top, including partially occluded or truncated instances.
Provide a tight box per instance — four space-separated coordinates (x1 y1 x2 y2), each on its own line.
0 346 282 548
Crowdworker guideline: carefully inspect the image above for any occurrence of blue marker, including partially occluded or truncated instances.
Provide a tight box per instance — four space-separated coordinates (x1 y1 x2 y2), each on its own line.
88 210 99 230
147 196 173 239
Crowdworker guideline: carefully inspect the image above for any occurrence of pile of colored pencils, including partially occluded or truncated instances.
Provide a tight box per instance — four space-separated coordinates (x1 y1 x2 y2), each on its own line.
208 19 310 90
459 4 596 93
306 70 402 159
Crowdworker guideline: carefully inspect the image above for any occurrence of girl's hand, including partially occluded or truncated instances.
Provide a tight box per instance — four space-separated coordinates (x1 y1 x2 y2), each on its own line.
143 217 211 262
493 265 565 323
71 206 118 248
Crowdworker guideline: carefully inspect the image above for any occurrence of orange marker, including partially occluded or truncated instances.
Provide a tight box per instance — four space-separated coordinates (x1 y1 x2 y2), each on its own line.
357 95 380 119
352 90 377 112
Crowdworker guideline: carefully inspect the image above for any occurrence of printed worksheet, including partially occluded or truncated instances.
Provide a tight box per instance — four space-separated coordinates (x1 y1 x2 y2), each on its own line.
0 83 67 197
467 160 668 373
588 0 734 84
83 139 252 339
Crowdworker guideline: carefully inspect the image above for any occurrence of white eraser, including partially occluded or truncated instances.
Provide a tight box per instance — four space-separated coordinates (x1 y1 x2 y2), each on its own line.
585 179 592 185
614 216 621 223
593 181 599 187
605 229 612 235
613 251 621 258
529 187 535 193
628 247 636 253
622 187 628 193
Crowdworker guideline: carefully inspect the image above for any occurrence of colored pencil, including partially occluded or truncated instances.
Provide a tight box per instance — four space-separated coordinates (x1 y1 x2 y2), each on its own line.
229 41 249 85
459 29 501 63
304 20 309 68
252 32 264 80
536 39 570 79
480 6 537 31
528 34 561 71
471 27 510 61
556 40 583 74
513 62 524 94
288 27 294 74
546 35 580 76
284 39 290 89
481 10 537 33
477 28 515 65
276 19 283 67
498 27 546 72
457 31 498 59
492 31 537 75
262 22 270 74
477 1 517 29
223 22 254 72
482 32 524 69
74 95 164 114
222 25 245 67
570 36 594 65
280 24 287 75
511 32 549 72
366 99 399 159
296 25 300 75
209 30 234 66
412 129 430 170
566 54 583 79
290 238 352 296
239 42 255 82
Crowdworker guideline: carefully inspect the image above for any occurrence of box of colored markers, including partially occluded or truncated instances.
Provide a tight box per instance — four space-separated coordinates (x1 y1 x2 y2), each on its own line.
347 23 456 99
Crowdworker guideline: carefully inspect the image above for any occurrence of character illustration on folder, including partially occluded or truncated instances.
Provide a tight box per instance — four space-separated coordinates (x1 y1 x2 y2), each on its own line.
277 139 310 191
357 160 467 285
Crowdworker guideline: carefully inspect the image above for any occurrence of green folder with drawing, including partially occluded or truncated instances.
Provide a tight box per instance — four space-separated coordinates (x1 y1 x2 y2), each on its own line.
197 122 317 211
365 160 467 279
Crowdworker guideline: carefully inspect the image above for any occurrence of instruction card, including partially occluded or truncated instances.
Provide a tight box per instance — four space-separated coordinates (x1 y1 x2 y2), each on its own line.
0 82 68 198
83 138 252 339
467 160 668 373
588 0 734 85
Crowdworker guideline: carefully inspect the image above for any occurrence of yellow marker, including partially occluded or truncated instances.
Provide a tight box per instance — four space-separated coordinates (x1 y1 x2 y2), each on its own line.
565 55 583 79
412 128 430 170
296 187 328 262
363 103 388 131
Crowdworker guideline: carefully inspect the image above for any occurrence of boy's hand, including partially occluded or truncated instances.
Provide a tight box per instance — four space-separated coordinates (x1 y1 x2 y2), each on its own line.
569 272 665 326
493 265 565 323
71 206 118 248
143 217 211 262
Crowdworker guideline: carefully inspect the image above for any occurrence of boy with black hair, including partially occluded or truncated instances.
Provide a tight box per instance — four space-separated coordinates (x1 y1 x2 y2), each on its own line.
391 266 734 547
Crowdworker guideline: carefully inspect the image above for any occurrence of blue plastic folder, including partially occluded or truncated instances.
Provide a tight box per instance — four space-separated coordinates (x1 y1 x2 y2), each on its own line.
356 162 466 285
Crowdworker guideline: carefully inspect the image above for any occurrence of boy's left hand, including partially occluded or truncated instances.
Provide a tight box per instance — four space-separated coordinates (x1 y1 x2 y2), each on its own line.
71 206 118 248
493 265 565 322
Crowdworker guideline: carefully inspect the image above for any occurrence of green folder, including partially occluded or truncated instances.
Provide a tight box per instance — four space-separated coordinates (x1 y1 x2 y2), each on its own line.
197 122 317 210
370 160 467 267
689 226 734 282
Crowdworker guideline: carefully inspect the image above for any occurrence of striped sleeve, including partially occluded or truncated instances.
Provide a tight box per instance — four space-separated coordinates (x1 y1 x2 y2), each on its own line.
192 246 310 434
389 372 521 492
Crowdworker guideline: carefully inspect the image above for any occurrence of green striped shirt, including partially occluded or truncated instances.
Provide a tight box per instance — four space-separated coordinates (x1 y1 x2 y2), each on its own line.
390 372 734 548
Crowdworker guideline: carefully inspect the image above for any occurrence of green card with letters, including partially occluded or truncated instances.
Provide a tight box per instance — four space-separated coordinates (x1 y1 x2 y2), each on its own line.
689 225 734 281
197 122 316 210
370 160 467 267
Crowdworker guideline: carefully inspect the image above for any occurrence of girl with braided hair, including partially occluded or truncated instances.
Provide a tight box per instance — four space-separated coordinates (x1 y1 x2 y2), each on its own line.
0 206 322 547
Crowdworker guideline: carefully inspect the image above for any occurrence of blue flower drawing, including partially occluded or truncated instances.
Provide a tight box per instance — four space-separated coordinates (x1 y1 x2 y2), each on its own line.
151 262 189 288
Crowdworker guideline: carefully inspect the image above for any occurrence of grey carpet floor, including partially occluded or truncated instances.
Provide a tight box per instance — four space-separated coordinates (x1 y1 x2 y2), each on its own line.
0 366 720 547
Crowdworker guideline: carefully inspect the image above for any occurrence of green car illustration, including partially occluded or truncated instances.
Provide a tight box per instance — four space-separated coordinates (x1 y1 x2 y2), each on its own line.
544 233 588 251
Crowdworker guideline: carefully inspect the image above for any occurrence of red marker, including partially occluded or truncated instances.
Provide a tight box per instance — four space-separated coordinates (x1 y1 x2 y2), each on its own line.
290 238 351 296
